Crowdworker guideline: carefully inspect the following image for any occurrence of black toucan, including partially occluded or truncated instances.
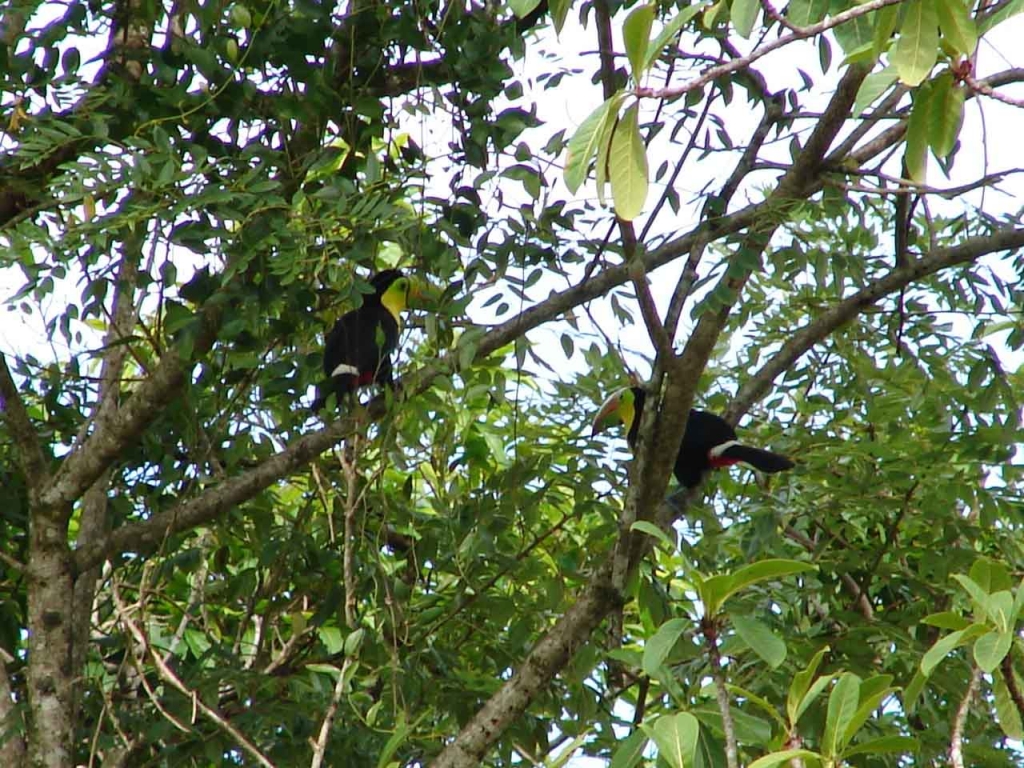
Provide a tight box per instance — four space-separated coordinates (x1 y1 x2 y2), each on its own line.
591 387 794 488
311 270 417 413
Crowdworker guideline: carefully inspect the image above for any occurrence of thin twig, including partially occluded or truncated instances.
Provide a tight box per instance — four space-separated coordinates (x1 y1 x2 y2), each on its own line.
636 0 902 101
950 667 980 768
111 579 276 768
703 617 738 768
341 436 361 629
309 659 351 768
965 74 1024 108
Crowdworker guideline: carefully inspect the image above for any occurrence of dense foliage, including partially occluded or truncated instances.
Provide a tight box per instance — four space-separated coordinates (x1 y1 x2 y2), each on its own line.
1 0 1023 767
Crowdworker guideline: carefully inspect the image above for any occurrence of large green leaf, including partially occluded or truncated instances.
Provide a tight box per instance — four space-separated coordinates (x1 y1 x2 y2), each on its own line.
853 67 899 115
623 4 655 83
993 672 1024 740
936 0 978 53
842 735 919 759
608 103 649 221
702 559 817 616
974 629 1012 672
646 713 700 768
609 728 650 768
564 97 620 194
747 749 822 768
731 613 786 668
822 673 860 758
731 0 760 38
920 623 988 676
787 646 830 726
891 0 939 86
643 618 691 676
643 5 706 70
904 83 933 182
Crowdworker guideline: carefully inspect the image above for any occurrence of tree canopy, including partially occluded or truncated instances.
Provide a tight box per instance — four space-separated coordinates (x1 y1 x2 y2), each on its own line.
1 0 1023 767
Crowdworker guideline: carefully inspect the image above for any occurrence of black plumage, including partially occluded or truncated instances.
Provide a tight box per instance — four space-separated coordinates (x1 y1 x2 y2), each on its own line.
593 386 794 488
311 270 409 413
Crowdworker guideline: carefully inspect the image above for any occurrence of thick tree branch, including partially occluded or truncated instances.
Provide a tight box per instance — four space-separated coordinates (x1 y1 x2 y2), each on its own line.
0 352 50 498
73 411 358 573
39 302 222 513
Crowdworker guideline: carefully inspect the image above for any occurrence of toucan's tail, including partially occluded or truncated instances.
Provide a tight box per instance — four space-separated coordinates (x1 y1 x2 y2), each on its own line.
711 442 794 473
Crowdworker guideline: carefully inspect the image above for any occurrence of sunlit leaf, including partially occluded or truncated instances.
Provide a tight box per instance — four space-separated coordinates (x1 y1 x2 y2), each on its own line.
608 104 649 221
891 0 939 85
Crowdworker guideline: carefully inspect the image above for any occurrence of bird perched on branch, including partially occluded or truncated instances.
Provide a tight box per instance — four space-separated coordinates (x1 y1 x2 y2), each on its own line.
311 269 418 413
591 387 794 488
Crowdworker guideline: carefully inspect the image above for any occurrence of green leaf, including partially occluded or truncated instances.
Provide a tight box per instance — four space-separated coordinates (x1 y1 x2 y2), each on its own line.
631 520 676 551
988 591 1014 633
549 0 572 34
643 618 691 676
609 728 649 768
928 73 965 159
843 675 895 743
646 712 700 768
936 0 977 54
726 684 789 730
731 614 786 668
872 4 900 58
822 673 860 757
853 68 899 116
564 97 618 194
971 557 1013 593
703 559 817 616
891 0 939 86
643 5 705 70
794 674 837 727
623 4 655 83
953 573 995 620
993 671 1024 740
508 0 543 19
787 646 830 726
920 623 987 676
787 0 828 26
974 629 1012 672
921 611 971 630
902 669 927 712
904 84 932 182
842 735 919 759
747 749 822 768
730 0 759 38
608 104 649 221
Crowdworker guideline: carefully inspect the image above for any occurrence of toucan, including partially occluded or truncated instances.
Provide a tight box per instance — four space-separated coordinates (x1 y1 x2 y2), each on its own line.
591 387 794 488
311 269 416 412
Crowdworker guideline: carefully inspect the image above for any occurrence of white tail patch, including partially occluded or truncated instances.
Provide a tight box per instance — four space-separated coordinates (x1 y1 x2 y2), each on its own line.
330 363 360 377
709 440 741 459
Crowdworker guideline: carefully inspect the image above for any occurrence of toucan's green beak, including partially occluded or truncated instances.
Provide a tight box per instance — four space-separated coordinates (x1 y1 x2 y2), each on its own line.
592 390 625 436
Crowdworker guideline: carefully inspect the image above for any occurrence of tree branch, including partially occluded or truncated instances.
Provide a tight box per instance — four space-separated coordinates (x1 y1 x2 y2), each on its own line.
0 352 50 499
635 0 899 101
726 226 1024 422
949 667 979 768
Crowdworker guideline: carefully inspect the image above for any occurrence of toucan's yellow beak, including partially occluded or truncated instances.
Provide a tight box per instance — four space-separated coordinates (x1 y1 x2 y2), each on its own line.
591 391 624 436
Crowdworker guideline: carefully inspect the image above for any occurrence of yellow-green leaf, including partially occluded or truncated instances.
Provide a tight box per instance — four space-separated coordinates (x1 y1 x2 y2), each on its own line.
994 671 1024 740
608 104 648 221
549 0 571 35
646 713 700 768
623 4 655 83
974 629 1012 672
936 0 978 54
644 5 705 70
853 67 899 115
872 4 900 59
891 0 939 86
731 614 787 668
928 73 965 159
822 673 861 758
904 84 932 182
564 96 619 193
731 0 759 38
748 750 822 768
